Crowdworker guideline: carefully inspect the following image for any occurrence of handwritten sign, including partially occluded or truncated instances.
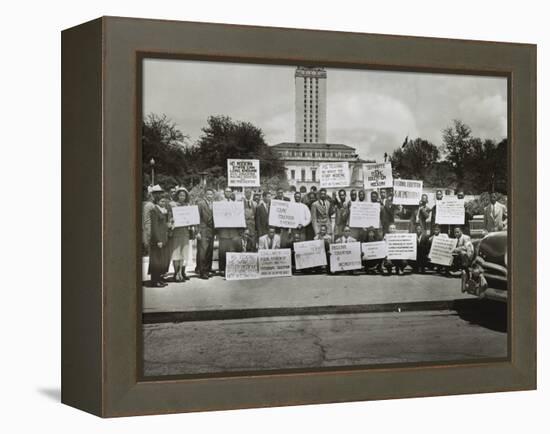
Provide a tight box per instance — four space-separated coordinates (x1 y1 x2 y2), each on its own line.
225 252 259 280
171 205 200 227
294 240 327 270
349 202 380 228
385 233 417 260
361 241 387 260
429 236 458 266
330 242 362 272
319 162 351 188
227 159 260 187
269 199 299 228
213 201 246 228
435 196 465 225
258 249 292 278
393 179 423 205
363 162 393 189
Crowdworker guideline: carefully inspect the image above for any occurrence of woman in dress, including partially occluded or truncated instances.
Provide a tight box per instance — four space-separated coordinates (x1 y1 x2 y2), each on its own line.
169 187 194 282
148 187 170 287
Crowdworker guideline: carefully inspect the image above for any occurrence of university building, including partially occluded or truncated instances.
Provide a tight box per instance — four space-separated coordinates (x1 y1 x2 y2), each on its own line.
272 66 367 189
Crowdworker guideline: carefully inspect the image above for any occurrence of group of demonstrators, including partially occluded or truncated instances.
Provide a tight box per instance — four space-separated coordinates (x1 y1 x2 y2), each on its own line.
142 179 507 286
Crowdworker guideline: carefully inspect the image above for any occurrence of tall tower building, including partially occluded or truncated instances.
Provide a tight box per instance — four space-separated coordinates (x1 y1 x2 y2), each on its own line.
295 67 327 143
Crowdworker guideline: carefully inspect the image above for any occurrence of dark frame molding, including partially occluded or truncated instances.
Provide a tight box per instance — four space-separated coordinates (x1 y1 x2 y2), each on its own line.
62 16 536 417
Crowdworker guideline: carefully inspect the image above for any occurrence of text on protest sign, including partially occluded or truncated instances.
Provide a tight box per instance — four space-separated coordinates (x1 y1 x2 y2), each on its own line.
227 159 260 187
171 205 200 227
258 249 292 278
319 162 351 188
349 202 380 228
269 199 299 228
361 241 387 260
435 196 465 225
429 236 458 266
393 179 423 205
385 233 417 260
294 240 327 270
225 253 259 280
330 242 362 272
213 201 246 228
363 162 393 189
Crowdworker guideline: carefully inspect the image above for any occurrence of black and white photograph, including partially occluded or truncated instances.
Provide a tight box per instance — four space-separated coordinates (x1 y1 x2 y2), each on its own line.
140 58 509 378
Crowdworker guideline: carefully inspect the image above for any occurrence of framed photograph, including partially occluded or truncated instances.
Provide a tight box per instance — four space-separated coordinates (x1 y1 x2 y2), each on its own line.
62 16 536 417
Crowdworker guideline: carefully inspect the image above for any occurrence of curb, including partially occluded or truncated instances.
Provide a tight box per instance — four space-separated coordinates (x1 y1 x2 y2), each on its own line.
142 297 479 324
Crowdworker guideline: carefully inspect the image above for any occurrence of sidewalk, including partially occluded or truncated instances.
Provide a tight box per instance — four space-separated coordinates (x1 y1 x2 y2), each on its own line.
142 271 476 322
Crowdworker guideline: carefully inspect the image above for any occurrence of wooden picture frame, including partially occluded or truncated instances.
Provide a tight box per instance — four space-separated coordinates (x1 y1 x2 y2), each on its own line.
61 16 536 417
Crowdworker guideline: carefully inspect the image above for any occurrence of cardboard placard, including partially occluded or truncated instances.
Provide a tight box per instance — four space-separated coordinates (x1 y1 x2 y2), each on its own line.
227 159 260 187
329 242 362 272
385 233 417 260
319 162 351 188
361 241 387 260
363 162 393 189
213 201 246 228
429 236 458 266
171 205 200 227
268 199 300 228
294 240 327 270
225 252 259 280
435 196 465 225
393 179 423 205
349 201 380 228
258 248 292 278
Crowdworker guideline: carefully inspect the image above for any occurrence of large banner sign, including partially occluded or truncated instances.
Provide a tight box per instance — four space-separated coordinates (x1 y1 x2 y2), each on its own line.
213 201 246 228
268 199 299 228
329 242 362 272
227 159 260 187
361 241 387 260
258 248 292 278
435 196 465 225
393 179 423 205
294 240 327 270
319 162 351 188
349 202 380 228
385 233 417 260
363 162 393 189
171 205 200 227
429 236 458 266
225 253 259 280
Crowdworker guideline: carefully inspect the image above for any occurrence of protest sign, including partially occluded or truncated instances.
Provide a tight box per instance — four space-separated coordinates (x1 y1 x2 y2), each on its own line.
225 252 259 280
393 179 423 205
349 202 380 228
385 233 417 260
269 199 299 228
361 241 388 260
294 240 327 270
171 205 200 227
435 196 465 225
319 162 350 188
227 159 260 187
330 242 362 272
213 201 246 228
429 236 458 266
363 162 393 189
258 248 292 278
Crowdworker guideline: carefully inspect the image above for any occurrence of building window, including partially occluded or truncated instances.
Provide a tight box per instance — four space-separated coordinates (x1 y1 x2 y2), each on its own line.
291 169 295 180
322 151 325 157
302 152 306 157
312 169 316 182
301 169 306 181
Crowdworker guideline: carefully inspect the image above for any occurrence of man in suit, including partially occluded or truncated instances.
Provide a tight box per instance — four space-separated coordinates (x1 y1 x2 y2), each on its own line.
334 189 350 240
452 226 475 273
335 226 356 244
217 187 243 276
242 188 257 244
311 188 335 239
380 193 397 234
450 189 473 236
291 191 312 241
313 224 332 274
195 188 215 280
239 228 256 252
430 190 449 236
255 190 271 238
484 193 507 232
409 193 431 233
274 187 290 202
258 226 281 250
273 187 291 247
412 224 430 273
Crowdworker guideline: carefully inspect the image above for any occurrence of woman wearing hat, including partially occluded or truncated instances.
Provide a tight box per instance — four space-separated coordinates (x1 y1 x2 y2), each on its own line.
148 185 170 287
169 186 194 282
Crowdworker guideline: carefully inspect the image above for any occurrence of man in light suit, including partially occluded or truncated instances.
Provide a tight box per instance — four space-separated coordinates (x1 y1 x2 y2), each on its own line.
452 226 474 273
335 226 356 244
217 187 243 276
242 188 257 243
311 188 335 239
258 226 281 250
484 193 507 232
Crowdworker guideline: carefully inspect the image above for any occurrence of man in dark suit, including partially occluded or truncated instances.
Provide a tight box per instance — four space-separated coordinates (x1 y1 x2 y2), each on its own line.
430 189 449 235
239 228 256 252
311 188 335 239
412 223 430 273
242 188 257 244
255 190 272 238
380 193 397 234
195 188 215 279
217 187 243 276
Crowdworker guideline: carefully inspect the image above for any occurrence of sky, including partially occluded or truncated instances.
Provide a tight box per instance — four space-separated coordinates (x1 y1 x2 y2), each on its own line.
143 58 507 162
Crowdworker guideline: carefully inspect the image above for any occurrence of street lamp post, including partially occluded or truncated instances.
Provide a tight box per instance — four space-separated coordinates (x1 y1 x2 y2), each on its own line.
150 158 155 186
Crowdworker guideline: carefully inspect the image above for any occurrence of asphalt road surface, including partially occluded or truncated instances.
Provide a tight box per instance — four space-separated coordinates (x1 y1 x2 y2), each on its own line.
143 301 507 377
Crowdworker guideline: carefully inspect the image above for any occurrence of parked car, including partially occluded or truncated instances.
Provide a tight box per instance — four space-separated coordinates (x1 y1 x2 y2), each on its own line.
462 231 507 302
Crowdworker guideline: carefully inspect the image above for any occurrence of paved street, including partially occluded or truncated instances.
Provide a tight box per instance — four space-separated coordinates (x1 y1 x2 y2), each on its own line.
143 300 507 377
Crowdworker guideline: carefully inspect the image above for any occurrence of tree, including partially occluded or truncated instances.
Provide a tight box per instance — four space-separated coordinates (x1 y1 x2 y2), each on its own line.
194 115 286 185
389 137 440 180
441 120 475 188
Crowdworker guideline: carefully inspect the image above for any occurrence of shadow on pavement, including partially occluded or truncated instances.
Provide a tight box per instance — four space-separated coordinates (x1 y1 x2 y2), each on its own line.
453 298 507 333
